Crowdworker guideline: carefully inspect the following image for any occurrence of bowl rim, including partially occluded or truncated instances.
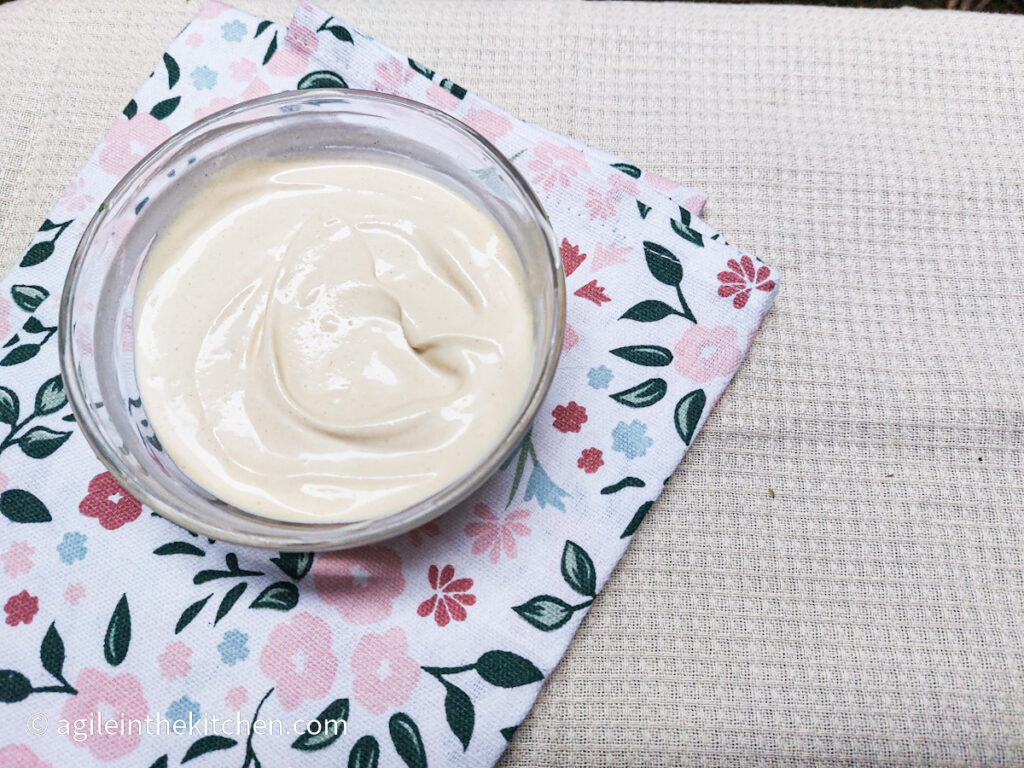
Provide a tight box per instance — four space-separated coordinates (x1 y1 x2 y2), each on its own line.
59 88 565 550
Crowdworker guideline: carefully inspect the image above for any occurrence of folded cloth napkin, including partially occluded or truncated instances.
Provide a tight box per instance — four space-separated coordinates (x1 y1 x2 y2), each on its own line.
0 3 777 766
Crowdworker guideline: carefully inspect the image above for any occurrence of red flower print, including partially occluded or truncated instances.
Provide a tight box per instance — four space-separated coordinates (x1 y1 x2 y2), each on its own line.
408 520 441 547
577 448 604 474
465 503 531 563
560 238 586 276
574 280 611 306
417 565 475 627
79 472 141 530
717 254 775 309
4 590 38 626
552 401 588 433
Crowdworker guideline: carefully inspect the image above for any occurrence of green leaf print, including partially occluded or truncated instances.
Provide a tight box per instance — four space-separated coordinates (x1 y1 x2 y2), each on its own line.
408 58 435 80
643 241 683 286
292 697 349 751
620 300 683 323
443 682 474 750
262 31 278 65
249 581 299 611
297 70 348 89
149 96 180 120
610 378 668 408
104 594 131 666
637 200 651 219
621 500 654 538
439 78 467 100
0 344 40 366
215 583 247 625
183 735 238 763
389 712 427 768
254 20 272 37
610 345 673 367
348 735 380 768
147 756 168 768
163 52 180 89
512 595 574 631
600 476 646 495
271 551 313 580
561 540 597 596
11 285 49 312
40 622 65 681
671 205 704 247
611 162 642 178
674 388 707 445
0 387 18 425
154 541 205 556
123 99 138 119
475 651 543 688
18 426 72 459
0 670 32 703
34 375 66 415
20 241 54 268
0 489 51 523
317 17 354 43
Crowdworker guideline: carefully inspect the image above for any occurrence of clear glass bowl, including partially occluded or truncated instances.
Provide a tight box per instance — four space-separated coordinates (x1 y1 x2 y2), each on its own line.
59 90 564 551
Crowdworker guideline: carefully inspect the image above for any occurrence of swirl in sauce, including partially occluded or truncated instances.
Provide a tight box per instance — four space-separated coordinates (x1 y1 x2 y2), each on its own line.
134 158 534 522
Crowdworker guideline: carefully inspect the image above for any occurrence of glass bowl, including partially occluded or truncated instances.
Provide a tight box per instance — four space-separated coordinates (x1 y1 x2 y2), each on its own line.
59 90 564 551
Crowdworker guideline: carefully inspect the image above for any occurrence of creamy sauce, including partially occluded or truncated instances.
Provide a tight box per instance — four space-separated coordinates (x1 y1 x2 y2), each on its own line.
134 157 534 523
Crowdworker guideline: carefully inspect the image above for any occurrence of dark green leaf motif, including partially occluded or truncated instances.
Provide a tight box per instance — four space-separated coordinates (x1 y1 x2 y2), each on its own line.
255 20 272 37
611 162 642 178
443 682 474 750
163 52 180 88
183 735 237 763
148 756 168 768
20 241 54 268
674 389 707 445
0 387 18 425
621 501 654 538
610 378 667 408
610 345 673 367
0 344 40 367
292 698 348 751
500 726 517 741
153 541 205 557
0 670 32 703
643 241 683 285
561 541 597 596
620 300 682 323
671 205 704 247
0 489 51 523
262 31 278 65
34 375 65 415
11 285 48 312
215 583 247 625
18 427 72 459
600 476 646 495
123 99 138 119
250 581 299 611
175 594 212 634
348 735 380 768
297 70 348 90
150 96 180 120
637 200 651 219
513 595 574 631
271 551 313 580
408 58 435 80
104 594 131 666
389 712 427 768
40 622 65 680
475 651 544 688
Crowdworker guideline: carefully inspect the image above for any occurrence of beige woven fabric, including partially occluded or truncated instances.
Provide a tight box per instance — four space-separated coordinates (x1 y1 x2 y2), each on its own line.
2 0 1023 764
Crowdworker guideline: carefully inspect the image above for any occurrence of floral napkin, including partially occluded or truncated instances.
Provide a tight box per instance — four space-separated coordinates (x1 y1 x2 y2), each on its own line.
0 3 777 767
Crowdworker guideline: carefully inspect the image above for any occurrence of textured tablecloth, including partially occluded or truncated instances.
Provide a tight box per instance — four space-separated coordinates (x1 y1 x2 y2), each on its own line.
1 1 1022 765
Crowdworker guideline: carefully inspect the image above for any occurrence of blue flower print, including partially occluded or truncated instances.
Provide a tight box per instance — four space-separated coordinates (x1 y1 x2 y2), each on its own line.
166 696 201 726
190 66 218 91
221 20 247 42
57 532 87 564
587 365 614 390
524 463 569 511
217 629 249 666
612 420 653 460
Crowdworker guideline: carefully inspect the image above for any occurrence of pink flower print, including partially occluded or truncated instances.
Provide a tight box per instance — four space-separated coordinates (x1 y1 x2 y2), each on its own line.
260 612 338 711
717 255 775 309
186 33 204 48
609 171 640 198
591 241 629 271
229 58 259 82
426 83 460 111
79 472 142 530
158 642 192 680
350 627 420 715
585 186 617 220
193 96 236 122
119 313 134 353
644 170 681 193
674 325 743 384
61 669 148 760
241 78 271 100
560 238 585 276
225 686 248 711
465 503 531 563
98 114 171 177
417 565 475 627
64 583 85 605
528 142 588 191
4 591 37 626
574 280 611 306
552 401 587 433
0 744 52 768
58 178 95 213
462 108 513 143
408 520 440 547
563 323 578 352
196 0 227 19
313 545 405 625
577 448 604 474
2 542 33 578
683 193 706 217
266 47 311 77
371 56 415 94
285 22 319 56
